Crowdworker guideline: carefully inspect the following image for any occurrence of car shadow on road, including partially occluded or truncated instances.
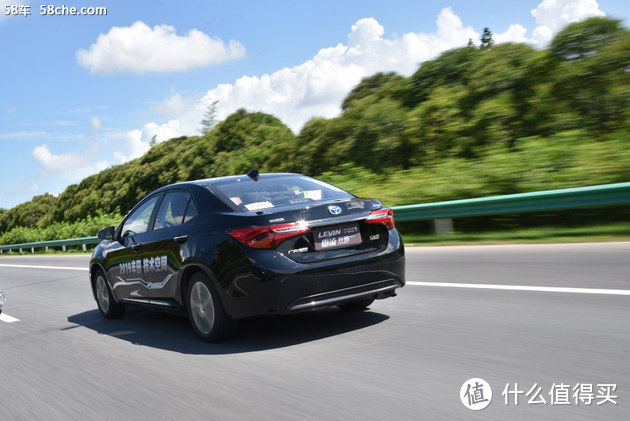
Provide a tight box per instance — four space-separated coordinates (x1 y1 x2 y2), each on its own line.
67 306 389 355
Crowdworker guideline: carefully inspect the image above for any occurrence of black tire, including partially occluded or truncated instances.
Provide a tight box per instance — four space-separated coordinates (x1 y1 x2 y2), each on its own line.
186 272 237 342
93 269 125 319
338 297 375 311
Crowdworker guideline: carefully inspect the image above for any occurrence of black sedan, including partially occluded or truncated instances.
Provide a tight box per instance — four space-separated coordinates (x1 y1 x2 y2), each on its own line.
90 171 405 341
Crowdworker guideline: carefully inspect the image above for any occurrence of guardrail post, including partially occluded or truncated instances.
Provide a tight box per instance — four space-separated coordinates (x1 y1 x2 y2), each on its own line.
82 244 87 252
433 218 454 235
31 247 35 254
62 245 66 252
45 246 48 252
19 248 22 253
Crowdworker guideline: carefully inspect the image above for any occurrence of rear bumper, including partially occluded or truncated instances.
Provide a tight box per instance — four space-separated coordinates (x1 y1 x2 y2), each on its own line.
288 278 402 312
219 244 405 319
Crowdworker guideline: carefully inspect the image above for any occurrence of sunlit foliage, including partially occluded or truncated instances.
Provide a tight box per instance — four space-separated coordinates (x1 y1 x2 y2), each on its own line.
1 17 629 244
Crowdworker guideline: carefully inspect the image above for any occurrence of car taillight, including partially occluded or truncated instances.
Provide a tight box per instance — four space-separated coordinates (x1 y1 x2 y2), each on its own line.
366 208 395 230
228 223 310 249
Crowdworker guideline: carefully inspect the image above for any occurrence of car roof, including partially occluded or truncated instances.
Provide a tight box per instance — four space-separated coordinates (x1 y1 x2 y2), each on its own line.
162 173 303 189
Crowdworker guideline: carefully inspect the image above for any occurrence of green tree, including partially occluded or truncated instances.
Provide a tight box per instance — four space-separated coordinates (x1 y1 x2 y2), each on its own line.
0 193 58 233
345 98 410 170
480 27 494 50
550 18 630 133
342 72 411 111
297 117 338 175
200 100 219 135
550 17 628 61
405 85 469 163
3 16 630 241
409 46 480 106
466 43 539 144
468 43 537 98
209 110 297 175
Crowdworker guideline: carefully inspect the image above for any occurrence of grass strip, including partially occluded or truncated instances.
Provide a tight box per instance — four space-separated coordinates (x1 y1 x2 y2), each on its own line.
401 222 630 246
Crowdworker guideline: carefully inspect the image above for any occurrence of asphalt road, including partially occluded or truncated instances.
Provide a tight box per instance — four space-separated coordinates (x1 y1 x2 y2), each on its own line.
1 243 629 420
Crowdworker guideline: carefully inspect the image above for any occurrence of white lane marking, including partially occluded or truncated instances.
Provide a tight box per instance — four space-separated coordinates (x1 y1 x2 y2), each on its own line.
0 312 20 323
407 281 630 296
0 264 87 271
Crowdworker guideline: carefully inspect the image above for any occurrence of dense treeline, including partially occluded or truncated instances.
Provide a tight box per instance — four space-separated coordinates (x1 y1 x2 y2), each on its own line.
1 17 629 243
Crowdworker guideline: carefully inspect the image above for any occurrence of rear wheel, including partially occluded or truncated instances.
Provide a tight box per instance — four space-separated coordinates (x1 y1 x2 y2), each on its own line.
186 272 236 342
93 269 125 318
338 297 375 311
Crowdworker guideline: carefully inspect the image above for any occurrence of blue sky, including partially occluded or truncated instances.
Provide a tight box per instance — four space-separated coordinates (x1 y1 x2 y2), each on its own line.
0 0 628 210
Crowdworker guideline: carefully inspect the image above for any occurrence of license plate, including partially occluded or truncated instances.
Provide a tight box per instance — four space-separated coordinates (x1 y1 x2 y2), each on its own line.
313 223 362 251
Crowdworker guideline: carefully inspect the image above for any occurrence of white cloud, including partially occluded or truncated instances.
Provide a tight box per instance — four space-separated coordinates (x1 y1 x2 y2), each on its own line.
32 144 108 181
76 21 246 74
8 182 39 196
62 105 109 115
5 182 39 199
0 130 83 143
150 93 196 116
119 3 610 159
531 0 606 45
493 24 531 45
114 120 182 162
128 8 478 137
40 120 75 127
0 131 49 139
114 131 149 163
203 8 478 131
90 116 102 133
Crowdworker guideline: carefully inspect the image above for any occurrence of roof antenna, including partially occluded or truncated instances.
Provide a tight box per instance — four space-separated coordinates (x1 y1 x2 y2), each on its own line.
247 169 260 181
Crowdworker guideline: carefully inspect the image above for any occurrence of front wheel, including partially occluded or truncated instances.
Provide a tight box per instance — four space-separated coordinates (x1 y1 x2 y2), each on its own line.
93 269 125 318
186 272 237 342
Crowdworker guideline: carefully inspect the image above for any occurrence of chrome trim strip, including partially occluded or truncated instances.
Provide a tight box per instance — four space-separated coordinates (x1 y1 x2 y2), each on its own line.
149 300 176 307
115 274 174 290
147 274 173 289
120 297 176 307
289 284 398 312
303 213 369 228
113 276 146 289
121 297 151 305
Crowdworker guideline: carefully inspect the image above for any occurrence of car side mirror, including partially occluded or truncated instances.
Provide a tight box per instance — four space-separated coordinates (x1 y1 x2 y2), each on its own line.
97 226 115 241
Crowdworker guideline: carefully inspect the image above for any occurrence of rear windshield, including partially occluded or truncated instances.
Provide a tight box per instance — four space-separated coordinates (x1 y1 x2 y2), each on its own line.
210 175 354 211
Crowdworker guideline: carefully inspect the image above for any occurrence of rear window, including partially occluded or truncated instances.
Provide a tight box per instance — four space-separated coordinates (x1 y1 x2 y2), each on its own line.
210 175 354 211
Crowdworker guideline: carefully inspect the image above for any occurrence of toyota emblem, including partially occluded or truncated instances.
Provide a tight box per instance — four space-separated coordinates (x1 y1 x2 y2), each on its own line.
328 205 342 215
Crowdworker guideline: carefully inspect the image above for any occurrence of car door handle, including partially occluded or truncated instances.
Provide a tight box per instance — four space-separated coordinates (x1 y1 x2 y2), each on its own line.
174 235 188 244
132 244 143 253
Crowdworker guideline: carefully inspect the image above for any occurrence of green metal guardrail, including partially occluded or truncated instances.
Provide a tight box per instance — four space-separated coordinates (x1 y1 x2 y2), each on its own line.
0 182 629 253
391 182 630 221
0 236 99 254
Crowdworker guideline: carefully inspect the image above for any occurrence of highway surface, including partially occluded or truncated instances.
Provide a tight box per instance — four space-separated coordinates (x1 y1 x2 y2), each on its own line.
1 242 629 420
